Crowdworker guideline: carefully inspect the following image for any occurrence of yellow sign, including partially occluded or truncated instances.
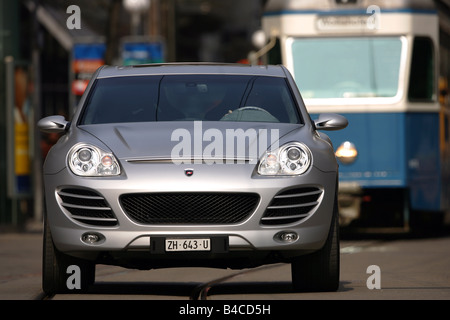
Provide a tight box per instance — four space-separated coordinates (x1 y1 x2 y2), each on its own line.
14 123 30 176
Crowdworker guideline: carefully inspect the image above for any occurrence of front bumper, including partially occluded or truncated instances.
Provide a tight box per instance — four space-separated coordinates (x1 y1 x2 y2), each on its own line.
44 163 337 267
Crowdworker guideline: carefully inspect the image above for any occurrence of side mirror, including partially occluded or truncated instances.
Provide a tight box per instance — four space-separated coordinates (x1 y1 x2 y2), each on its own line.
314 113 348 131
37 115 70 133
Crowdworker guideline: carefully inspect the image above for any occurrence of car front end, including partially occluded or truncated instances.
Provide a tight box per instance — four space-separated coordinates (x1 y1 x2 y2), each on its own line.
39 63 347 293
43 121 338 269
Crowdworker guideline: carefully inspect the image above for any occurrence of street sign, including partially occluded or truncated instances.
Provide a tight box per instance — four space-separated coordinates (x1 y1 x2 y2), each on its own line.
71 43 106 96
122 39 164 65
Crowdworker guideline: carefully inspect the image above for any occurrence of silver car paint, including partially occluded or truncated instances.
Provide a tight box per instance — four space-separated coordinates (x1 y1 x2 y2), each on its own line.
41 64 341 267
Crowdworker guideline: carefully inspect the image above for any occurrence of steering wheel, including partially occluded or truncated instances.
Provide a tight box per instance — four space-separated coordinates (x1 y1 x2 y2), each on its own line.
220 106 279 122
236 106 274 116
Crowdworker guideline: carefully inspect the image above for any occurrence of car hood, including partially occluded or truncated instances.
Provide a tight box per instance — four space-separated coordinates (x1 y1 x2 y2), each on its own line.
79 121 303 161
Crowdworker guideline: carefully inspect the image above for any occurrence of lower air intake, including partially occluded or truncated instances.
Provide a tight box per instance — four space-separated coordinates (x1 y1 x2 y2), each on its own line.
120 192 260 224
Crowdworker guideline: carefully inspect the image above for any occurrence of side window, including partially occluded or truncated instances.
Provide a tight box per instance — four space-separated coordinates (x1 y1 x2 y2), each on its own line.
408 37 435 101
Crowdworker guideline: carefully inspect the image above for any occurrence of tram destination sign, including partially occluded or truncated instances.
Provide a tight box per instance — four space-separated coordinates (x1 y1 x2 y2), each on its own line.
316 15 376 31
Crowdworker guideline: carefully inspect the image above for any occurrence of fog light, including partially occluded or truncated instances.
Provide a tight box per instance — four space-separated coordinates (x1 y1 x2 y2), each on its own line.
275 231 298 243
81 232 103 244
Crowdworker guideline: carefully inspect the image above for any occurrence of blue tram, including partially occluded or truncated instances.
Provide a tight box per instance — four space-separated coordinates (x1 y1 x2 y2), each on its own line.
261 0 450 231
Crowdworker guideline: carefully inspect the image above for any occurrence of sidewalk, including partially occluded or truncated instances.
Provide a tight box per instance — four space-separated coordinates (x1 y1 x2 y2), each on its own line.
0 230 44 300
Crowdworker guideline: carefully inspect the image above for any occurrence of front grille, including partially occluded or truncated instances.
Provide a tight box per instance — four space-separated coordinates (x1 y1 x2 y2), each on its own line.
57 188 118 226
261 187 323 225
120 192 260 224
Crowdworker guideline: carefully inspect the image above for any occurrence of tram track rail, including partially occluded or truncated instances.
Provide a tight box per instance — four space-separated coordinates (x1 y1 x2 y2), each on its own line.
190 263 285 300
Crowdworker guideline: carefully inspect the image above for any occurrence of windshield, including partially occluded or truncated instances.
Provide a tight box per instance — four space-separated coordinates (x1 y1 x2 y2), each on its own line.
289 37 403 99
80 75 301 125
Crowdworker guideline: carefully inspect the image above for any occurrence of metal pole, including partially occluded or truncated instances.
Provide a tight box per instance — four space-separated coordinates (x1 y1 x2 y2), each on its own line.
131 12 140 36
5 55 17 225
32 46 43 226
32 0 43 227
168 0 177 62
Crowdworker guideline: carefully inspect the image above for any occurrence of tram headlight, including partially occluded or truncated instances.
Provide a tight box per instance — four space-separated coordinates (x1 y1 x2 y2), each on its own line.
335 141 358 164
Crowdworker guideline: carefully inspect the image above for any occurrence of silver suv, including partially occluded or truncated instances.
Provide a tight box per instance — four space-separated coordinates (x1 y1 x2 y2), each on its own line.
38 63 347 294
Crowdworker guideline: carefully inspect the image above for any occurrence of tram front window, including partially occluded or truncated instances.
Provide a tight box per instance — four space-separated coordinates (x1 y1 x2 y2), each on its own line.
289 37 403 99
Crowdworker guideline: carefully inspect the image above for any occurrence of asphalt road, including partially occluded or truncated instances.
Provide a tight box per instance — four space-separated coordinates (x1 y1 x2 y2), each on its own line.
1 229 449 303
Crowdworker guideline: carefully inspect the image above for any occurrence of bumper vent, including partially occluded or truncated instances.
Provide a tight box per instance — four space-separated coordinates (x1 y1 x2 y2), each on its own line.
57 188 118 226
261 187 323 225
120 192 260 224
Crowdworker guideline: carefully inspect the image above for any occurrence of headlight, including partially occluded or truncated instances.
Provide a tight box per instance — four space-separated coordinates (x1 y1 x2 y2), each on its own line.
68 144 120 176
258 142 311 175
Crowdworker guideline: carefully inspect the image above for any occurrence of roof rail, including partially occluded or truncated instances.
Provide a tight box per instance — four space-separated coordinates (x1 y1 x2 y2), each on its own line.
130 62 252 68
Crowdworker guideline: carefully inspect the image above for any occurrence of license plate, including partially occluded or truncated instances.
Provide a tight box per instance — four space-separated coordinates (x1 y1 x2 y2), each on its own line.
165 238 211 252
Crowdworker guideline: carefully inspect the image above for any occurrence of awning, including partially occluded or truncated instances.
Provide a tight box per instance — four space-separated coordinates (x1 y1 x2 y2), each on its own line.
23 0 104 51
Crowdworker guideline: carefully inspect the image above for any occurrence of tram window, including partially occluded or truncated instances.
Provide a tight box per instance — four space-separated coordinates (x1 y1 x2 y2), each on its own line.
408 37 435 102
290 37 402 99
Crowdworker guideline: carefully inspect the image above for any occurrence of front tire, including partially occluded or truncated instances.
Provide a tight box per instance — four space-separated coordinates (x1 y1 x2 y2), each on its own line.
42 218 95 295
291 197 340 292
